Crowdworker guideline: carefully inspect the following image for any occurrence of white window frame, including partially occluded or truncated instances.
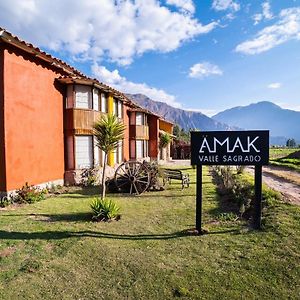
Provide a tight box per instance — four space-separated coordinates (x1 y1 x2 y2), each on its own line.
75 136 93 169
101 93 107 113
75 85 92 109
93 88 100 111
136 140 143 159
118 101 123 118
136 112 144 125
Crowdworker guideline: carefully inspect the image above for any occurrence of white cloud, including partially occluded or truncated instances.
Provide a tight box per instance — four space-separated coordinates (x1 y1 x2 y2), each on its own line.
236 7 300 55
166 0 195 14
92 64 182 108
0 0 217 66
268 82 281 89
212 0 240 12
189 62 223 79
253 1 273 25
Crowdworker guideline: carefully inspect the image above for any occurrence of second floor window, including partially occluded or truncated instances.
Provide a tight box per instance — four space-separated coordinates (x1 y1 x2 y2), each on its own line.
136 112 144 125
75 85 92 109
101 93 108 113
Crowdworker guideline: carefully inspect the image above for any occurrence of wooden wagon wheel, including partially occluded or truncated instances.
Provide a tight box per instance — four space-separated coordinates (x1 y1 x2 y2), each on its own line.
114 161 151 195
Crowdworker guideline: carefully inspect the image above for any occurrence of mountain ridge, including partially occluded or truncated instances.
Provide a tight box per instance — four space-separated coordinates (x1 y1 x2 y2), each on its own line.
213 101 300 144
126 93 237 132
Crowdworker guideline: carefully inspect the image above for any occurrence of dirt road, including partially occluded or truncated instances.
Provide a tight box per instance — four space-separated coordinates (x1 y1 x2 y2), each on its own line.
247 166 300 205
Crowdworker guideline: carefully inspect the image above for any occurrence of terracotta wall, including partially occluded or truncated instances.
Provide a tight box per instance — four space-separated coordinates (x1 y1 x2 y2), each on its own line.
3 46 65 191
0 49 6 192
148 115 159 159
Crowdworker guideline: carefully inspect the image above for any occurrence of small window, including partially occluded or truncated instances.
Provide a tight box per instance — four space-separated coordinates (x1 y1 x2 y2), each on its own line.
118 101 123 118
75 136 93 169
75 85 92 109
101 94 107 113
136 112 144 125
94 137 99 166
136 140 143 159
93 89 100 111
113 99 118 116
118 140 123 163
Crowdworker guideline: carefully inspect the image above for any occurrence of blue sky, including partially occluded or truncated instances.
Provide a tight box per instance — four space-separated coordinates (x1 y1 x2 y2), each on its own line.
1 0 299 115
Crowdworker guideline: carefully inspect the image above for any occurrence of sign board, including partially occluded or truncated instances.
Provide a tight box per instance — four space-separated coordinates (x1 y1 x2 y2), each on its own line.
191 130 269 234
191 130 269 166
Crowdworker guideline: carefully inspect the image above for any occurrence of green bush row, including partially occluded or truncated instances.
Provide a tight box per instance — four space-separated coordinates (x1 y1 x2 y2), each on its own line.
212 166 281 219
0 183 47 208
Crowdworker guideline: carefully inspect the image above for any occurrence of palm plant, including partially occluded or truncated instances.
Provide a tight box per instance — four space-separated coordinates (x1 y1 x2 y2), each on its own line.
160 133 171 148
94 114 125 199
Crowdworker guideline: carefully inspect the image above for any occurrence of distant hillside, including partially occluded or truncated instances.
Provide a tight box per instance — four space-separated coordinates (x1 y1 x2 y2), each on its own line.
213 101 300 144
127 94 236 131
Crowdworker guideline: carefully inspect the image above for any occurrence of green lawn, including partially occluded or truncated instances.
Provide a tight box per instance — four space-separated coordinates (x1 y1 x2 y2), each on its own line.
0 167 299 299
269 148 300 172
269 148 299 159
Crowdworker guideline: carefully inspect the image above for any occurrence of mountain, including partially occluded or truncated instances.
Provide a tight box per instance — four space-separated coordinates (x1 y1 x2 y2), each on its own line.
127 94 236 131
213 101 300 144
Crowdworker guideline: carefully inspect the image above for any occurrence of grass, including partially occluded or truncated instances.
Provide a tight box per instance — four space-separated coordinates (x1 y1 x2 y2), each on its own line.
270 158 300 173
0 167 300 299
269 148 300 172
269 148 299 159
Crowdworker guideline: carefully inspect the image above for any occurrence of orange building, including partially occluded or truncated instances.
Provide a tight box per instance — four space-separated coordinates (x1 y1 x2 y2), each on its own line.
0 28 173 196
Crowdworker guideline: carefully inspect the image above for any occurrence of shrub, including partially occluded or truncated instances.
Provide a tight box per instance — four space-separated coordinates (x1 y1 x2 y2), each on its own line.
218 212 239 222
81 168 98 187
90 198 121 221
14 183 46 204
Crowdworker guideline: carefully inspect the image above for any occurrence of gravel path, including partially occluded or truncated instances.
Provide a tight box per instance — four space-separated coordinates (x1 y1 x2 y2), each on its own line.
247 166 300 205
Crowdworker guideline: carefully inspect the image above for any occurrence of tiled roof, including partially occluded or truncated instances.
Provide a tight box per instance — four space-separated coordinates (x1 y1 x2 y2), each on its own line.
0 27 173 123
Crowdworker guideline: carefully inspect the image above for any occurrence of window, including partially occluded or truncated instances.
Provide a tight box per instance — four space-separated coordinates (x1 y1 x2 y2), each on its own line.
101 93 107 113
94 137 99 166
101 150 106 166
93 89 100 111
113 141 123 164
118 140 123 163
75 136 93 169
118 101 123 118
136 112 144 125
113 99 118 116
75 85 92 109
136 140 143 159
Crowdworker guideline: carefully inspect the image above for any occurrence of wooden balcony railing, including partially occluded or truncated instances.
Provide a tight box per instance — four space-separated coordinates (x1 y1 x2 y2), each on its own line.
65 109 105 135
129 125 149 140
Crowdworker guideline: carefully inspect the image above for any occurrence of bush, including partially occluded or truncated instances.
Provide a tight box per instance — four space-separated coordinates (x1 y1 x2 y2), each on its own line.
81 168 98 187
14 183 46 204
212 167 282 220
90 198 121 221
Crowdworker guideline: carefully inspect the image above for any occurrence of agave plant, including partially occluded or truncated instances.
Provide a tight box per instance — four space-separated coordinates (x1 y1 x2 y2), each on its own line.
90 197 121 221
160 133 171 149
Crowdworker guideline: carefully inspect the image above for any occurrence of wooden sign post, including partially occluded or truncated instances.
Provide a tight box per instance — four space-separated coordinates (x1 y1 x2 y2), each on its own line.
191 131 269 233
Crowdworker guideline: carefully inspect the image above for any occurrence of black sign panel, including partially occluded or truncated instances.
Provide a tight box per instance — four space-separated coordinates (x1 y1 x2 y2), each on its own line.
191 131 269 166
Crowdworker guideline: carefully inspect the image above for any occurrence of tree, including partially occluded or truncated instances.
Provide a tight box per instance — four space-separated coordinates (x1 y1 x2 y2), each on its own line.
173 124 180 138
286 138 297 148
94 114 125 200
